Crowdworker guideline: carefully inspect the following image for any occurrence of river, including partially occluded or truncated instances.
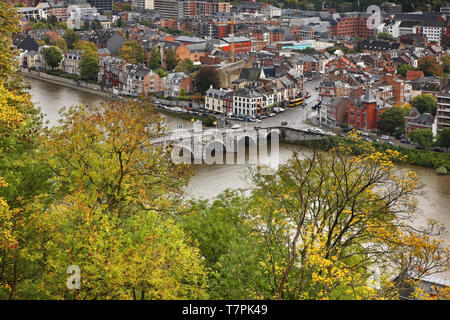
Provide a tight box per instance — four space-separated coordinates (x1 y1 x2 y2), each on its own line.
25 77 450 280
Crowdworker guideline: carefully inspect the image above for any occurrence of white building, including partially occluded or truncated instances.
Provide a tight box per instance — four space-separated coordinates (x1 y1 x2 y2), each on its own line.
233 88 264 116
261 5 281 18
132 0 155 10
417 20 447 45
377 21 401 39
205 86 232 113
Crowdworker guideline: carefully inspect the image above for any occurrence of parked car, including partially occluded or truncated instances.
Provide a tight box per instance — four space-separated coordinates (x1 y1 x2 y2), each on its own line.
381 135 391 140
400 138 410 144
361 132 370 137
372 139 380 143
255 119 262 123
386 141 394 145
433 147 443 152
186 107 192 111
363 137 371 142
415 145 426 150
305 92 311 99
269 113 276 117
231 124 241 129
281 121 288 125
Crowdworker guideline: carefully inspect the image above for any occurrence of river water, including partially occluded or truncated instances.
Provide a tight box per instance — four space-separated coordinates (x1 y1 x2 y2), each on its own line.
25 77 450 279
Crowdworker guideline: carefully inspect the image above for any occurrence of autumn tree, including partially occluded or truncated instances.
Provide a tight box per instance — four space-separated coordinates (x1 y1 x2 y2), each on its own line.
194 66 220 94
417 56 443 76
0 1 53 299
120 41 145 64
182 138 449 299
55 37 68 52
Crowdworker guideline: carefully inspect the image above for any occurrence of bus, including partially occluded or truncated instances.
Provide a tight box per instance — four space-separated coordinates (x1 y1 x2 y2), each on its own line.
288 97 305 107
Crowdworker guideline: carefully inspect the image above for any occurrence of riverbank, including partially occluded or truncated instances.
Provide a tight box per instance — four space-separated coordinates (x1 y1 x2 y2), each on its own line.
21 70 117 100
296 136 450 171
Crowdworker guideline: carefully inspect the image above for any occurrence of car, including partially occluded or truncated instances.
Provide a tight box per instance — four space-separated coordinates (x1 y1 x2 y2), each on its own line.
186 107 192 111
372 139 380 143
231 124 241 129
415 145 426 150
386 141 394 145
361 132 370 137
400 138 410 144
381 135 391 140
315 128 325 134
433 147 443 152
363 137 371 142
281 121 288 125
305 92 311 99
269 113 276 117
278 107 285 112
255 119 262 123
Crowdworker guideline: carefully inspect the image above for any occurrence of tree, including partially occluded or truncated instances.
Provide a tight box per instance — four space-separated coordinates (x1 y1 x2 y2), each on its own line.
410 94 437 116
164 48 178 71
120 41 145 64
397 64 414 77
377 32 394 40
437 127 450 152
122 3 132 11
63 29 79 49
0 1 53 299
194 66 220 94
378 105 409 135
409 128 434 147
440 54 450 74
175 58 195 73
116 17 125 27
42 46 63 70
55 37 67 52
80 47 99 81
181 139 449 299
148 46 161 70
91 19 102 30
417 56 443 76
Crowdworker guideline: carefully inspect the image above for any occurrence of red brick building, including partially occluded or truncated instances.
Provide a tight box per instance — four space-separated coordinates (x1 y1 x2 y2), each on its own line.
347 90 385 130
329 14 374 39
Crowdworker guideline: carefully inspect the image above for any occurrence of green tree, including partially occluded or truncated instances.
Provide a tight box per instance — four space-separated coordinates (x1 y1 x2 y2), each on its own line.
175 58 195 73
441 54 450 74
409 128 434 147
377 32 394 41
63 29 79 49
194 66 220 94
410 94 437 116
80 47 99 81
42 46 63 70
116 17 125 27
418 56 443 76
120 41 145 64
437 127 450 152
397 64 414 77
378 105 409 135
164 48 178 71
148 46 162 70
